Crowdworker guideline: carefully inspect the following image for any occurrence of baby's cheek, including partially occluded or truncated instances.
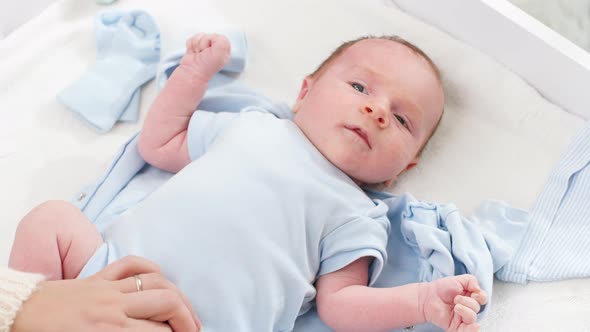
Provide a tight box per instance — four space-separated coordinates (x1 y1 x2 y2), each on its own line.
377 154 405 176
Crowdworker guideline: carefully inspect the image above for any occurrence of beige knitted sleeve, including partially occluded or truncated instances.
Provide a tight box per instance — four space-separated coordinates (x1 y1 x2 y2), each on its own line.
0 268 45 332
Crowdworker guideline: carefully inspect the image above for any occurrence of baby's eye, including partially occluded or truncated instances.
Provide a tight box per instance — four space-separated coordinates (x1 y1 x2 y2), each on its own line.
351 82 366 94
395 114 409 129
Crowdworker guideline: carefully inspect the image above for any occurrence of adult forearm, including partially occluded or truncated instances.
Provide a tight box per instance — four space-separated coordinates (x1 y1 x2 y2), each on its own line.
318 283 428 332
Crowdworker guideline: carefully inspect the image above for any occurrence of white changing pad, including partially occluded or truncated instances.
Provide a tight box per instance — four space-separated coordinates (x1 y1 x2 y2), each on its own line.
0 0 589 330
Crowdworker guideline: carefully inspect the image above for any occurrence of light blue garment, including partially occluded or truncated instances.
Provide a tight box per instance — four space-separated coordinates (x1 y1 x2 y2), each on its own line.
57 10 160 132
71 41 529 331
295 193 528 332
79 110 391 332
497 121 590 283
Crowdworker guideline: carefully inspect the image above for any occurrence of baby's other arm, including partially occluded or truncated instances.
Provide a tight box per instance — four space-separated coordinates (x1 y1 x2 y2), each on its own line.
315 257 487 332
138 33 230 173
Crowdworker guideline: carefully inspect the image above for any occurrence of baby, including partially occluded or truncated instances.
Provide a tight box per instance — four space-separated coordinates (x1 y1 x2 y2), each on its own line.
10 33 486 332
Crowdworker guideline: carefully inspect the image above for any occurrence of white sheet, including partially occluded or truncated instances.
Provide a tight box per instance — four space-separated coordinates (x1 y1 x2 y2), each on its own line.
1 0 589 330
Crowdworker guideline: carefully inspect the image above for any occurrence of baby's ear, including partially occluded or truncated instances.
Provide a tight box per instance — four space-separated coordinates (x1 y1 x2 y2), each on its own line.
403 157 419 173
385 158 419 188
293 76 314 113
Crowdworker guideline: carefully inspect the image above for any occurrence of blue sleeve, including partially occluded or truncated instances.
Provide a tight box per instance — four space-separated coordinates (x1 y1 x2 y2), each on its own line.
318 208 390 286
186 111 240 161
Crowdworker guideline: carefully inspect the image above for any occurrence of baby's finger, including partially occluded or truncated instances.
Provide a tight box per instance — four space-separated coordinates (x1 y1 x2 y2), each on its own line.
453 274 481 295
454 303 477 324
186 33 205 52
449 311 463 332
454 295 481 314
209 34 231 63
198 34 213 52
465 275 481 293
471 290 488 306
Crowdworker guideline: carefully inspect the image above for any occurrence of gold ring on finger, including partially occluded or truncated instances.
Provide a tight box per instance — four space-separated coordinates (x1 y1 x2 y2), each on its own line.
134 275 143 292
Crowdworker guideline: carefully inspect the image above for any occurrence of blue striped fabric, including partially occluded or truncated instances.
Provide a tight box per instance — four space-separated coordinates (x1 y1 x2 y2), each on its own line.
497 121 590 283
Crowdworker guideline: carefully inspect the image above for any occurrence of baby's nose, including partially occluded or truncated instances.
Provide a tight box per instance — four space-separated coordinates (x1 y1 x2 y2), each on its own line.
363 105 389 128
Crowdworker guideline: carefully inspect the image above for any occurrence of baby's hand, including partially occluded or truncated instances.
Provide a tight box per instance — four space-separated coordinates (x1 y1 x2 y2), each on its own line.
180 33 231 82
422 274 487 332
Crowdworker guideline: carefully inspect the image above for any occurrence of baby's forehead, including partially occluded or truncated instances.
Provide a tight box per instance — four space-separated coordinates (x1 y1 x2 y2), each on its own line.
338 38 442 89
341 39 424 66
331 41 431 83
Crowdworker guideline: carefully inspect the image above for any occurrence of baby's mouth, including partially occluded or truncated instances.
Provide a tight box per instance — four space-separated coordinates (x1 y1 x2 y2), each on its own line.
344 125 372 149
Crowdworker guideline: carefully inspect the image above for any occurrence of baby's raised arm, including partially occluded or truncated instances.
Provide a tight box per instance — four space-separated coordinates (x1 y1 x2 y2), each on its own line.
138 33 230 172
315 257 487 332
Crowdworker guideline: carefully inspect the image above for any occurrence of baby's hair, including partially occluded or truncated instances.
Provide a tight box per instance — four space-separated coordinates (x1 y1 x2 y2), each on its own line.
310 35 442 85
310 35 444 156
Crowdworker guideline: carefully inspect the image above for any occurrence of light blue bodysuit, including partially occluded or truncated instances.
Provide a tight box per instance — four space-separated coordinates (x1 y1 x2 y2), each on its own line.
79 109 390 331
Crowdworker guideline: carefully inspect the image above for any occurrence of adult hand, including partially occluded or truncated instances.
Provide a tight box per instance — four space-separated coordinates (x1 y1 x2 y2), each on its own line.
11 256 201 332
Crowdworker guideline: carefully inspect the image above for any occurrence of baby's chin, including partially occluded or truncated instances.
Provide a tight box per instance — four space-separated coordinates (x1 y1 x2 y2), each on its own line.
344 170 392 190
352 177 390 190
313 140 393 187
360 181 391 192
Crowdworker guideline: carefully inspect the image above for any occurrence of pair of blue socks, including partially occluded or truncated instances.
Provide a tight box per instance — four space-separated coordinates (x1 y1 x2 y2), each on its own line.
58 10 160 133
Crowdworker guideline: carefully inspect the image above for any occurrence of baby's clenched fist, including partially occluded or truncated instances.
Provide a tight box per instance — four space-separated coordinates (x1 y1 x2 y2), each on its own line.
422 274 487 332
180 33 231 82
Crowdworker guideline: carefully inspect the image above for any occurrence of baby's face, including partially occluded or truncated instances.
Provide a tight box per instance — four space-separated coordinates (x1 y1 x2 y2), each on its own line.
293 39 444 185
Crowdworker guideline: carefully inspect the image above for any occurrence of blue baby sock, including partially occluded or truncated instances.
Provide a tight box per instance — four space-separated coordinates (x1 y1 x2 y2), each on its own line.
118 90 140 122
58 10 160 132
